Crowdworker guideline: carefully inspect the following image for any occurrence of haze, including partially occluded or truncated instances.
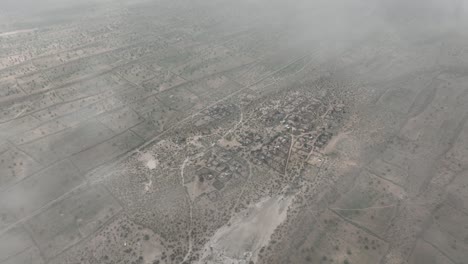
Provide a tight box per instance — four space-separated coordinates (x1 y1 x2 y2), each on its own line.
1 0 468 264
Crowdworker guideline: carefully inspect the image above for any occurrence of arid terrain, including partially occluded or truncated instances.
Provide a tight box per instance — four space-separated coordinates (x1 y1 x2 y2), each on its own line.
1 0 468 263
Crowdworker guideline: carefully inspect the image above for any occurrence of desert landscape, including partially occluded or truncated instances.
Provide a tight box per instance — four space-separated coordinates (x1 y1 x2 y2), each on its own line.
0 0 468 263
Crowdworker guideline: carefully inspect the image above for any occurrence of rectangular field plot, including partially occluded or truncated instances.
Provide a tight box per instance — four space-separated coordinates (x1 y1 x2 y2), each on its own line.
0 227 37 262
156 85 202 112
97 106 143 134
141 69 186 93
173 45 254 80
18 120 115 165
0 146 42 191
24 184 122 260
366 158 408 187
422 205 468 264
286 209 389 264
0 115 43 138
447 170 468 213
409 239 453 264
115 63 158 84
184 74 243 104
16 72 53 94
10 119 68 145
71 130 143 173
331 170 406 237
0 159 84 219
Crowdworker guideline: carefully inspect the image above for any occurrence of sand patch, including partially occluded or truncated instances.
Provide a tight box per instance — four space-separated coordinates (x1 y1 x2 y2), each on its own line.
138 152 159 170
199 195 293 263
